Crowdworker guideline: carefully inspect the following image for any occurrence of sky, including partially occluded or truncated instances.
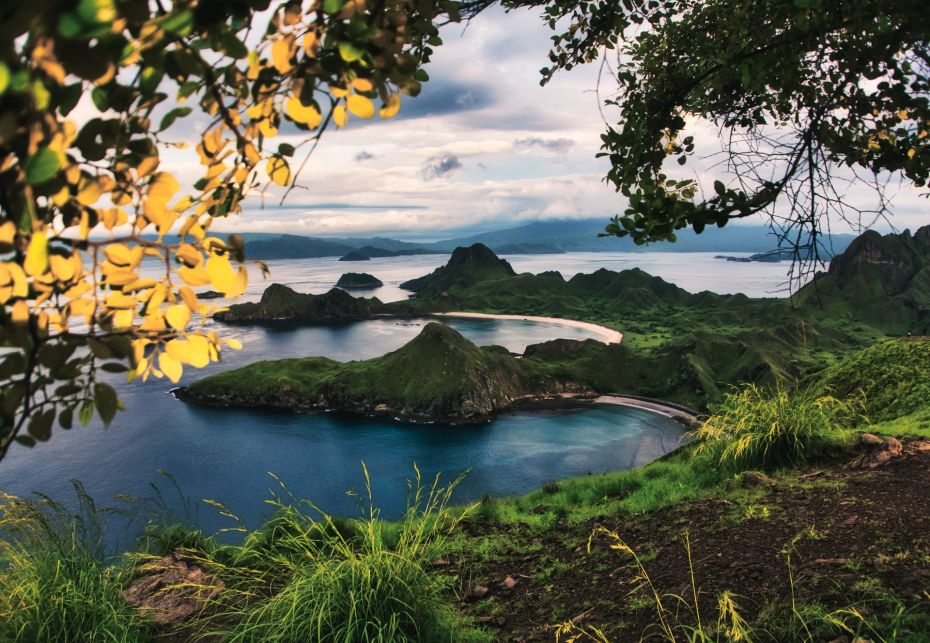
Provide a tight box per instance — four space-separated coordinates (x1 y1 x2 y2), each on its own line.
154 6 927 241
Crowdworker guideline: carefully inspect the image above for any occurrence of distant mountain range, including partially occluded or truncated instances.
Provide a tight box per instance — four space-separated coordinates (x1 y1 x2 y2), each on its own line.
237 219 859 261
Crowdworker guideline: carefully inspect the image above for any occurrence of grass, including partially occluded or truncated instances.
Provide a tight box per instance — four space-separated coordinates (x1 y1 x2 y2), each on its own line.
691 384 866 471
0 486 152 642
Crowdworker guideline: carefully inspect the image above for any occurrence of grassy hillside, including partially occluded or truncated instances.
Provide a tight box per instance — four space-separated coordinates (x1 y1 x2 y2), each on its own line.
182 323 588 422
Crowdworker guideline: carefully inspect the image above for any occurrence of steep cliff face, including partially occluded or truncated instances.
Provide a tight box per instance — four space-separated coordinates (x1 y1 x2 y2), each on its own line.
214 284 387 323
400 244 517 296
179 323 595 422
799 225 930 332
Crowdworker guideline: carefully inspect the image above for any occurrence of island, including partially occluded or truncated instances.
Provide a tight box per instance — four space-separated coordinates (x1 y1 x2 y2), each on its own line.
177 323 605 422
335 272 384 289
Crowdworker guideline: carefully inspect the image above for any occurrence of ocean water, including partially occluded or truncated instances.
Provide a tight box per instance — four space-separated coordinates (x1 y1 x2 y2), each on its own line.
0 252 790 542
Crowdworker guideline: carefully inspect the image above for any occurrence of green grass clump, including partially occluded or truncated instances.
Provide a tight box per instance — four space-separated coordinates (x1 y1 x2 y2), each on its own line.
691 384 866 471
186 466 489 642
0 489 152 643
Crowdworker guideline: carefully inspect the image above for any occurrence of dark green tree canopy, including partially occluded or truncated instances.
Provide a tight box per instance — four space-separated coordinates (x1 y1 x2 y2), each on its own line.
512 0 930 262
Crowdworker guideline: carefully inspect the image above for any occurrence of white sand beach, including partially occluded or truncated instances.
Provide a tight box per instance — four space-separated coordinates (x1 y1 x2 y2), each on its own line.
431 312 623 345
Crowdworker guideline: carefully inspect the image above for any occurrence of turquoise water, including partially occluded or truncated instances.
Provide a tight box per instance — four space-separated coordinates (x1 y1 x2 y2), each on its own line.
4 249 789 540
0 316 683 541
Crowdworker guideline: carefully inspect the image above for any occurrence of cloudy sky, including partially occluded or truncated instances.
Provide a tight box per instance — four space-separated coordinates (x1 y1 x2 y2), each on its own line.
157 6 926 240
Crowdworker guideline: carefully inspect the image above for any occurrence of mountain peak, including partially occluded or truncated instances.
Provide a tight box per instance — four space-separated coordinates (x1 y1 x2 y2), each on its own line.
400 244 517 295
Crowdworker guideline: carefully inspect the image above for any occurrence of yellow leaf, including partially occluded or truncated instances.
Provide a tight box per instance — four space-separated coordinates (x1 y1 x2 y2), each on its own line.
333 104 348 128
271 35 295 74
286 97 322 128
11 299 29 324
909 147 917 159
148 172 181 203
178 265 211 287
179 286 199 311
25 231 49 276
186 334 212 367
380 94 401 119
139 311 166 332
112 309 134 329
243 143 261 166
225 266 248 298
330 86 349 98
266 156 291 186
302 32 318 56
347 94 375 119
352 77 374 92
206 254 236 293
105 292 137 309
898 109 909 121
259 118 278 138
0 221 16 245
0 262 28 303
158 351 183 383
165 303 191 331
223 337 243 350
49 253 78 282
104 243 143 268
137 155 160 178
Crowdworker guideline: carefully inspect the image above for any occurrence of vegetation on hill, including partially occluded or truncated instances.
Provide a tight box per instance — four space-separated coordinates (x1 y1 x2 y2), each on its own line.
335 273 384 289
214 284 392 324
181 323 597 422
399 244 517 296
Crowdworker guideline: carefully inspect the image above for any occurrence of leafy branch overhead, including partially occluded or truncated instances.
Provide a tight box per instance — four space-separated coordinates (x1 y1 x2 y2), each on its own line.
0 0 461 456
513 0 930 260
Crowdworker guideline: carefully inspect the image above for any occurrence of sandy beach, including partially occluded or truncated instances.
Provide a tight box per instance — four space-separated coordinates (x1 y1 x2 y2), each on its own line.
431 312 623 345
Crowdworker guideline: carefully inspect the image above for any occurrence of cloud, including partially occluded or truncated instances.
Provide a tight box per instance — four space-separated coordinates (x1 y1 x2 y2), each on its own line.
420 154 463 181
514 137 575 153
354 150 376 162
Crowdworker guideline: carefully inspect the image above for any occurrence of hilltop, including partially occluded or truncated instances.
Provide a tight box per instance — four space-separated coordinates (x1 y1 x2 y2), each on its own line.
180 323 597 422
399 243 517 296
335 273 383 289
213 283 391 323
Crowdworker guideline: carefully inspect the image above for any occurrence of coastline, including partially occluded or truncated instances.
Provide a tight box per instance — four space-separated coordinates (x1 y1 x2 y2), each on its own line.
431 312 623 345
595 395 700 426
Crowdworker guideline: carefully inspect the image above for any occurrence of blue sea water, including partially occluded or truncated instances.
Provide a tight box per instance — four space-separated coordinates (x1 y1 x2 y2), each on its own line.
0 252 791 541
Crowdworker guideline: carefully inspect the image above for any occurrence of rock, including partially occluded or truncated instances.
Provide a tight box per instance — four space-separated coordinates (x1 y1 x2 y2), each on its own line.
468 585 489 600
858 432 884 447
741 470 774 487
850 437 904 468
123 551 224 626
501 575 518 590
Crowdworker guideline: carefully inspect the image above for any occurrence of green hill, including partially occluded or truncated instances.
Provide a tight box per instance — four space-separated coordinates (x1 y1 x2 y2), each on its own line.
180 323 595 422
214 284 391 323
812 337 930 423
335 273 383 289
399 243 517 296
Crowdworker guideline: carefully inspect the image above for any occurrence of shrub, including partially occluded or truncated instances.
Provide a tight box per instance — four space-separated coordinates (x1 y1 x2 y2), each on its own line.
691 384 866 471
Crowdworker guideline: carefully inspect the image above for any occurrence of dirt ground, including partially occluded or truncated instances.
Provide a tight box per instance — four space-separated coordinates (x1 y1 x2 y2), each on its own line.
453 442 930 641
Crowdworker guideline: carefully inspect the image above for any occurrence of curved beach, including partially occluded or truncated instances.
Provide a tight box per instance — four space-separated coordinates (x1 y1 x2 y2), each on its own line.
431 312 623 345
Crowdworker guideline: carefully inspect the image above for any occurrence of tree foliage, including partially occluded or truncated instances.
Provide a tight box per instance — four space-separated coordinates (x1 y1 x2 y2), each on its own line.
0 0 460 457
515 0 930 264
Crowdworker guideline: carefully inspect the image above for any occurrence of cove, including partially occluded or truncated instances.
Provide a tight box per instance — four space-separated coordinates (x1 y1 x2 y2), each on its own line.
0 316 684 542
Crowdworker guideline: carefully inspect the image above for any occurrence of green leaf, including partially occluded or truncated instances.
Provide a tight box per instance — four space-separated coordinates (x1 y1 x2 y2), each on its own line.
323 0 346 14
24 148 61 185
713 180 726 196
159 106 192 132
78 400 95 426
338 42 364 62
277 143 295 157
160 10 194 36
28 409 55 442
91 86 109 111
94 382 119 426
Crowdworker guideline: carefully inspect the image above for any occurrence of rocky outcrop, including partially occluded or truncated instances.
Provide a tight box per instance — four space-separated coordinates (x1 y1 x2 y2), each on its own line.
336 272 383 289
400 243 517 295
